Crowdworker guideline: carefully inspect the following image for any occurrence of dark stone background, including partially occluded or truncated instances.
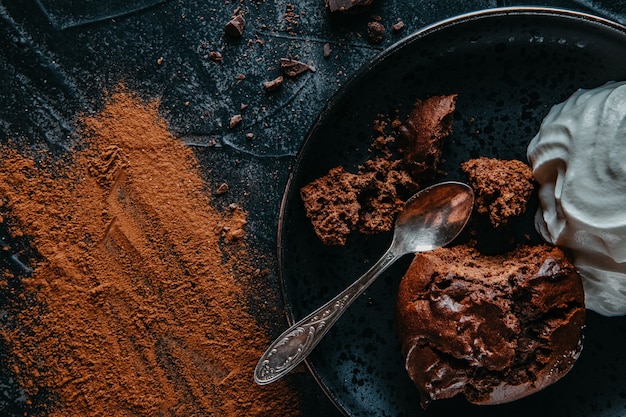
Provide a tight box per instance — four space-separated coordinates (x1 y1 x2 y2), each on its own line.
1 0 625 415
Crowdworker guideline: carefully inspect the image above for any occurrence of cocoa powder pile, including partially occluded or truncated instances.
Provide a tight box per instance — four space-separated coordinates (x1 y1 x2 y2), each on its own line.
0 89 300 416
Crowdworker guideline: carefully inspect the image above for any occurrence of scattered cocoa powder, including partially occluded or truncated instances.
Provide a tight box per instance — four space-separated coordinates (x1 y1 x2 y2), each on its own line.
461 157 535 228
0 89 300 416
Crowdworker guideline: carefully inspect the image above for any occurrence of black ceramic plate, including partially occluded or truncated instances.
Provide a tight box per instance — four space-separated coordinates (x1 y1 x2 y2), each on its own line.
278 7 626 417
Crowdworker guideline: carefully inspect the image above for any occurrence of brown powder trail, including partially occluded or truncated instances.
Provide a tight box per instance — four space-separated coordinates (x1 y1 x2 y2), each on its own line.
0 89 300 416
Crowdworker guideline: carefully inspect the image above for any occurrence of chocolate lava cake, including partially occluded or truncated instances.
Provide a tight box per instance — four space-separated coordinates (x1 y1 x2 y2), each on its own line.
396 244 585 408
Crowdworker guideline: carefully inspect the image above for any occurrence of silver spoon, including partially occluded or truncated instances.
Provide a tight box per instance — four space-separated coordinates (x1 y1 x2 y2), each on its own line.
254 181 474 385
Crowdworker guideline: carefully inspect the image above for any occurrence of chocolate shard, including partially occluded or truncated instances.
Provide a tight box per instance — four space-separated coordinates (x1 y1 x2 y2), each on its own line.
325 0 373 13
367 21 385 44
224 14 246 37
280 58 316 78
263 76 284 92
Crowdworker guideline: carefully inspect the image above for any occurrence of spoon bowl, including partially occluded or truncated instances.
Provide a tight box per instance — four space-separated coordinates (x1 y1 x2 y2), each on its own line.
254 181 474 385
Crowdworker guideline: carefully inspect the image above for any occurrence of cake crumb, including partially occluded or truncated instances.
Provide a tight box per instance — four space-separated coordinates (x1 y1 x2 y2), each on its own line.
367 21 385 44
461 157 535 228
300 95 457 245
325 0 373 13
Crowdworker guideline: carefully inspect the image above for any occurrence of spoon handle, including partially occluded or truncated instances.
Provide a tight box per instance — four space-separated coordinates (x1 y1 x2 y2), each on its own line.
254 246 400 385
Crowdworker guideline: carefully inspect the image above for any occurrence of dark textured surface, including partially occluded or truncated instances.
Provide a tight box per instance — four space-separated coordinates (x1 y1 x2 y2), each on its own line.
1 1 626 416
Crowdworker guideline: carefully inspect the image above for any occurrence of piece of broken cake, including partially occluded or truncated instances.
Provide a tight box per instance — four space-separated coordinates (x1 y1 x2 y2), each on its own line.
300 94 457 245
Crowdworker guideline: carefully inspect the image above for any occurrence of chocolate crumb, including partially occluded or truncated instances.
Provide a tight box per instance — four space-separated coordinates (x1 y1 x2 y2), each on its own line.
325 0 373 13
263 76 284 92
280 58 315 77
367 21 385 44
392 21 405 32
224 14 246 37
323 43 331 58
216 183 229 195
229 114 243 129
209 51 223 62
461 157 535 229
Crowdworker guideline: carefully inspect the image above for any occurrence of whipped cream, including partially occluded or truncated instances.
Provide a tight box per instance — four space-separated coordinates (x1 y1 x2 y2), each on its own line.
527 81 626 316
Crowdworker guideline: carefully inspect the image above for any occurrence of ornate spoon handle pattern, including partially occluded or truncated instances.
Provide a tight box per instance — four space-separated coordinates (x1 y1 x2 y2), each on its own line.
254 181 474 385
254 249 398 385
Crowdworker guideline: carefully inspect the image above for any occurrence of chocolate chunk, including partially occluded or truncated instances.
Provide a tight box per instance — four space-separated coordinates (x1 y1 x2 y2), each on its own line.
216 183 229 195
280 58 315 78
209 51 223 62
229 114 242 129
224 14 246 37
325 0 373 13
392 21 405 32
263 76 284 92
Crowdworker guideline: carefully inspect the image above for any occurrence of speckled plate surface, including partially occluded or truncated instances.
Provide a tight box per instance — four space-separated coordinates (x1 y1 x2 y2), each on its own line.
278 7 626 417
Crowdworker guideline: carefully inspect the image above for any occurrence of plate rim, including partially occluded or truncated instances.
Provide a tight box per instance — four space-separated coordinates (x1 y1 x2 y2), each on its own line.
276 6 626 416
